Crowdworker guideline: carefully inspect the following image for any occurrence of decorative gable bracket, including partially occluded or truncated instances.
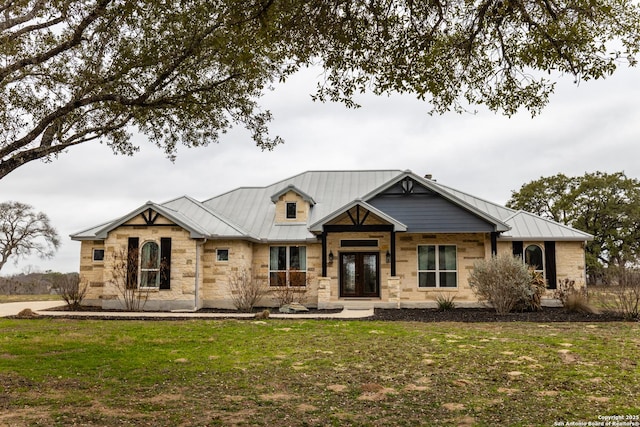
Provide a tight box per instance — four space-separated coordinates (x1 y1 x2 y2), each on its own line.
141 208 160 225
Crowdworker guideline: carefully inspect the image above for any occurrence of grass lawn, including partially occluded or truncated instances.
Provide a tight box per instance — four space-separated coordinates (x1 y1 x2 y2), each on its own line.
0 318 638 426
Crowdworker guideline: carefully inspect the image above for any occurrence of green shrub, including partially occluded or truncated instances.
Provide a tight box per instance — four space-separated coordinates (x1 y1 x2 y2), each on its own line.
436 294 456 311
468 254 535 315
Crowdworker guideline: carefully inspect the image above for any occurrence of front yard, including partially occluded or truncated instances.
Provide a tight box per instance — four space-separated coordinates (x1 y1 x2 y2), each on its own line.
0 318 638 426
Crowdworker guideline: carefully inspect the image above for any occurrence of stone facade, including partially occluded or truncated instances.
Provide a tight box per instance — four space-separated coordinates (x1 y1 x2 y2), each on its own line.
78 224 589 310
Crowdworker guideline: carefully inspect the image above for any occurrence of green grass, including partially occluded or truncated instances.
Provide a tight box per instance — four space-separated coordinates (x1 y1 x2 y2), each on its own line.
0 318 638 426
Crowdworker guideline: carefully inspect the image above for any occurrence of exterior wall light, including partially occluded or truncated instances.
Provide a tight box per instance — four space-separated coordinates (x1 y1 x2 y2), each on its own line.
386 250 391 264
328 250 334 263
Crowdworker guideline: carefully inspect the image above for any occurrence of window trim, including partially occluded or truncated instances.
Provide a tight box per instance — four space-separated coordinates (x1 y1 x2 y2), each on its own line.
523 244 545 277
417 244 458 288
139 240 161 289
285 202 297 219
216 248 229 262
92 248 105 262
269 245 307 287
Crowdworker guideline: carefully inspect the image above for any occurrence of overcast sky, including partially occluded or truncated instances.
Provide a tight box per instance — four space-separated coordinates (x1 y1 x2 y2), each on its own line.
2 66 639 276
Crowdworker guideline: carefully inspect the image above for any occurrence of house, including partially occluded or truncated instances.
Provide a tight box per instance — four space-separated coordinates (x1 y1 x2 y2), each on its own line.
71 170 593 310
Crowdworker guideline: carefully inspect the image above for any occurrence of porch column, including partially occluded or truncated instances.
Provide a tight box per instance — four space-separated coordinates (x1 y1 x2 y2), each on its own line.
321 230 327 277
390 230 396 276
491 232 498 256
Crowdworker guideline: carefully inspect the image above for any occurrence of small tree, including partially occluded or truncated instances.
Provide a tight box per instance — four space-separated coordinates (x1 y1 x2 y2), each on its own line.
58 273 88 310
228 269 268 312
600 267 640 320
468 254 534 315
108 248 150 311
0 201 60 273
271 270 309 307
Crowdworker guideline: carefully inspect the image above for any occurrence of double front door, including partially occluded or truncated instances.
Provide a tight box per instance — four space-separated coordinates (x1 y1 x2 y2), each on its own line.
340 252 380 297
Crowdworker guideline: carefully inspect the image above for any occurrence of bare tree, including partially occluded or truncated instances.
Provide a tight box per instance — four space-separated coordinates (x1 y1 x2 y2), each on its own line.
228 268 268 312
58 273 88 310
108 248 150 311
0 201 60 273
271 270 309 307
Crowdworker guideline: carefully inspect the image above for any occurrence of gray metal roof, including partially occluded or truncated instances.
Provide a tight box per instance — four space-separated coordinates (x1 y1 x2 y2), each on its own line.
500 210 594 241
71 170 593 242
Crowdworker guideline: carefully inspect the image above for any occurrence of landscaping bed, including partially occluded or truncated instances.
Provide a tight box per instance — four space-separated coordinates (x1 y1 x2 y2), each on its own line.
370 306 626 322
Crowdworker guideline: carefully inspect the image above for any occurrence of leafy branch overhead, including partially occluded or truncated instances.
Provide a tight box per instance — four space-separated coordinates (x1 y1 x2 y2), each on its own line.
2 0 639 178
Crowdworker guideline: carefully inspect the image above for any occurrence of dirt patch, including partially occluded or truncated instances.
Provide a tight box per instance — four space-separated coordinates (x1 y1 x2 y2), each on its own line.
370 307 625 322
357 383 396 401
327 384 347 393
442 402 465 411
297 403 318 412
258 393 295 401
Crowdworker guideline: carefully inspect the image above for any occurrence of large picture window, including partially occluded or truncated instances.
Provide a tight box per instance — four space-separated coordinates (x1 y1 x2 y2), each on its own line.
269 246 306 286
417 245 457 288
140 241 160 288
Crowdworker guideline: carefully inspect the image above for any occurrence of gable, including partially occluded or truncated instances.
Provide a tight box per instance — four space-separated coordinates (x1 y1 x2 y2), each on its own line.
368 181 497 233
123 208 175 226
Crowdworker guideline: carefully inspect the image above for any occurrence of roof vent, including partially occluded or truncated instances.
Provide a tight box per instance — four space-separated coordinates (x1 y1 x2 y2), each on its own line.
424 174 433 180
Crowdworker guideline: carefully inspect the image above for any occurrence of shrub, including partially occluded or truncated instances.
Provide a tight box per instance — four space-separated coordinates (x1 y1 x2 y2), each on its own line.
436 294 456 311
271 270 309 307
468 254 535 315
228 269 268 312
599 268 640 320
553 278 598 313
58 273 88 310
519 268 546 312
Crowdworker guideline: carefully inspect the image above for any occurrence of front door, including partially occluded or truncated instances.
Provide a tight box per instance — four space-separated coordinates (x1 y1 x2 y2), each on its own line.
340 252 379 297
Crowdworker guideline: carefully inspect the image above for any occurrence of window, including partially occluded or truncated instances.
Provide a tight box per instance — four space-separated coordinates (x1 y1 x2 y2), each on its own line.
92 248 105 262
269 246 306 286
524 244 544 275
417 245 457 288
216 249 229 262
286 202 297 219
140 241 160 288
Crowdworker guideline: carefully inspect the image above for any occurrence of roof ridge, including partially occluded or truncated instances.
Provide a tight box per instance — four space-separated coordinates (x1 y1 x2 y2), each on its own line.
203 170 407 203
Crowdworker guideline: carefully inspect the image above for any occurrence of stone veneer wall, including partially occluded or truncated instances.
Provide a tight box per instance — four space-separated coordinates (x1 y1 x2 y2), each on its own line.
200 240 254 309
79 215 198 310
496 240 588 292
274 190 310 223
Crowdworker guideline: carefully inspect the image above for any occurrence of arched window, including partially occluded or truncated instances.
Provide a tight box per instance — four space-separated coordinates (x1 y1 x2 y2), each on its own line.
524 244 544 275
140 241 160 288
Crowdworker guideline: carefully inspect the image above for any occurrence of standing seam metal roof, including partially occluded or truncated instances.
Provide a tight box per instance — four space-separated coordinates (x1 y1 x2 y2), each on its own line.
71 170 593 242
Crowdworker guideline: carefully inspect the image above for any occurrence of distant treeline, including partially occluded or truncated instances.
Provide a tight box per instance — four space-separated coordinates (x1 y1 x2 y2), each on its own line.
0 272 79 295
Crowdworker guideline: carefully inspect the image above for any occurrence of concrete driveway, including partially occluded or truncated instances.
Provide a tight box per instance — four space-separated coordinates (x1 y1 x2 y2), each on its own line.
0 300 374 319
0 300 65 317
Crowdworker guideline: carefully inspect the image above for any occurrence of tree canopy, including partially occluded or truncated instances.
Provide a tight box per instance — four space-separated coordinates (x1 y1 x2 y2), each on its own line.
0 201 61 272
1 0 639 178
507 171 640 282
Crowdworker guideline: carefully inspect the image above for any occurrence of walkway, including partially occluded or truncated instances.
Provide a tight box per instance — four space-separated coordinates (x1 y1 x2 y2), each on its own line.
0 301 375 319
